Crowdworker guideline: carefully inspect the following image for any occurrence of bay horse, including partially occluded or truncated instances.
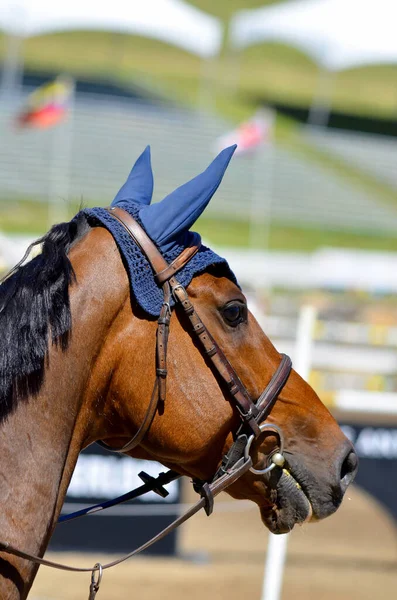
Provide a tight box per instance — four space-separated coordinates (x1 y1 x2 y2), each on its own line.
0 145 357 599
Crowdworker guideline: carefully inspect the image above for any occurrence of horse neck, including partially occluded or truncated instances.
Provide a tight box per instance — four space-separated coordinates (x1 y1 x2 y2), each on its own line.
0 228 128 599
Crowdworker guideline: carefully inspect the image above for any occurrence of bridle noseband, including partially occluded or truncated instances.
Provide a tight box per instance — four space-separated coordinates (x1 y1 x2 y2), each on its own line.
99 207 292 509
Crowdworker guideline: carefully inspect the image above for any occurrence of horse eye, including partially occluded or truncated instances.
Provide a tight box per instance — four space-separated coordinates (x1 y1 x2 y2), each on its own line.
222 302 246 326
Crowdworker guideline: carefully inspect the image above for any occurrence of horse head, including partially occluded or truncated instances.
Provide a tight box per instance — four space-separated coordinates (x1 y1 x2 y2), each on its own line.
82 145 357 534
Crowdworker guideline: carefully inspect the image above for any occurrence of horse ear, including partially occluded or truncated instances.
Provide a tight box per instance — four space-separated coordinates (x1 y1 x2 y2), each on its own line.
112 146 154 206
139 145 236 247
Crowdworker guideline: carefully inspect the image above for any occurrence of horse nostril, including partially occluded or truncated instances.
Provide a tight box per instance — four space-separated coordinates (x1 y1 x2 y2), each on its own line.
340 450 358 492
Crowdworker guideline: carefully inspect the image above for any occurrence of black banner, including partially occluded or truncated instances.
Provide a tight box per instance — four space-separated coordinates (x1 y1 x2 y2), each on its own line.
50 444 181 555
340 423 397 522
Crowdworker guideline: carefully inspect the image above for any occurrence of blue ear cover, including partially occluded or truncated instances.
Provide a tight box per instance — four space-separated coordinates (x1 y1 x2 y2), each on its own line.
112 145 153 206
139 145 237 250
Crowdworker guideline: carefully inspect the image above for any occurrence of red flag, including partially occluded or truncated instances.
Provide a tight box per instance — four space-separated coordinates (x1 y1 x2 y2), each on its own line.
215 109 275 155
15 75 73 129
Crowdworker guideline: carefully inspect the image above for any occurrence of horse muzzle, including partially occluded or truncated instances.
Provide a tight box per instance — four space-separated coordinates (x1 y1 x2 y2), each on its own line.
259 440 358 534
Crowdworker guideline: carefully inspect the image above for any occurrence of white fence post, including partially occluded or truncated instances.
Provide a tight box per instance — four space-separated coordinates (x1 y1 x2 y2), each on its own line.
260 305 317 600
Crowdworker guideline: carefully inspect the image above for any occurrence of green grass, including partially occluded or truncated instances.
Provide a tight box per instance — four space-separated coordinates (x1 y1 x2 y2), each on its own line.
0 199 81 236
189 0 279 19
0 200 49 234
2 200 397 252
196 216 397 251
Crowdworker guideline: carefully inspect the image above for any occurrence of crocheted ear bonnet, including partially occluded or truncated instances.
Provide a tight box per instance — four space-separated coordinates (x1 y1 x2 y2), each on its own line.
83 145 238 316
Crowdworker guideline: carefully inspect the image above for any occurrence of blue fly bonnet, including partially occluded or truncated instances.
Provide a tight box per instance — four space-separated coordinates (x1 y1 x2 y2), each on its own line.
83 145 238 316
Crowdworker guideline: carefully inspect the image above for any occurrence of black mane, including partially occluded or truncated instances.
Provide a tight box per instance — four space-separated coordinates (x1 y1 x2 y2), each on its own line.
0 213 90 421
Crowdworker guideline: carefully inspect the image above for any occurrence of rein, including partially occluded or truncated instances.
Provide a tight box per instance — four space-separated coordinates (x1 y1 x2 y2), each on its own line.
0 208 292 599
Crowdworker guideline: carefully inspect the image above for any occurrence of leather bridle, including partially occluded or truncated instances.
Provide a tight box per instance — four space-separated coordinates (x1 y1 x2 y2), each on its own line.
0 207 293 597
98 207 292 511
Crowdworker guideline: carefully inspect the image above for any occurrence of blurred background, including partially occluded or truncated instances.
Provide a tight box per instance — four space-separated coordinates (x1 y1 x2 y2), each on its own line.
1 1 397 599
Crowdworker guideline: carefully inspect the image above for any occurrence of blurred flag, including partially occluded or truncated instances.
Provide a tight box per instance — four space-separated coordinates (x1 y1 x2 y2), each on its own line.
215 108 275 155
16 75 74 129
